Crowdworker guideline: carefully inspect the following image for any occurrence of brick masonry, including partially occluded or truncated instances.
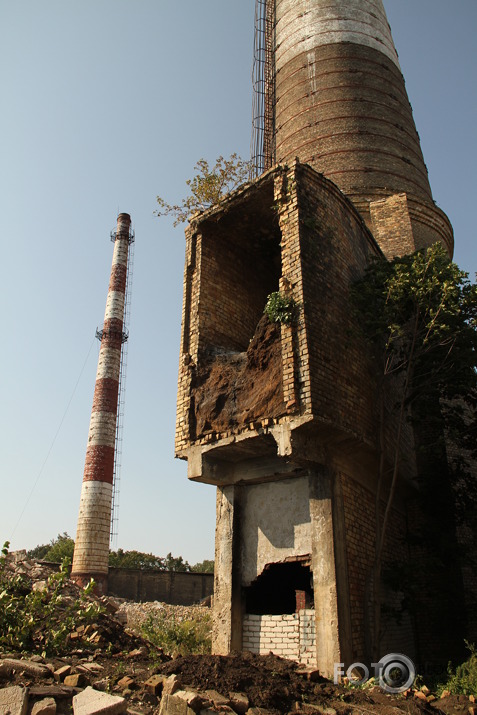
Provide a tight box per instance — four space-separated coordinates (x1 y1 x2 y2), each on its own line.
174 0 467 676
270 0 453 257
176 163 415 461
243 611 316 666
340 472 415 663
175 163 422 672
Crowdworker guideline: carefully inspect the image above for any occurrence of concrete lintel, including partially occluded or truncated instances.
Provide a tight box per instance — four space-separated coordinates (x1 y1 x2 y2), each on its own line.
188 447 307 486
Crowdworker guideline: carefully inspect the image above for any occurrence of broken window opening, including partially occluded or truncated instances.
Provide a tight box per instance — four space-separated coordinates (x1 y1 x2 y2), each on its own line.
245 560 314 615
197 179 281 354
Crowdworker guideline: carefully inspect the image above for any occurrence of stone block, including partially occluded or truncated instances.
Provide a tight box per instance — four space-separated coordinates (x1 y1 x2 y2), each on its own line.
65 673 88 688
0 686 28 715
54 665 72 682
143 674 164 695
117 677 135 690
73 687 127 715
229 693 249 715
299 706 336 715
174 691 205 712
204 691 230 707
414 691 427 701
158 693 197 715
31 697 57 715
162 675 181 696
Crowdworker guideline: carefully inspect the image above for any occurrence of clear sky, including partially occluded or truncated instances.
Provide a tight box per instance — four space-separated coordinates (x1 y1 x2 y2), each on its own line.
1 1 476 564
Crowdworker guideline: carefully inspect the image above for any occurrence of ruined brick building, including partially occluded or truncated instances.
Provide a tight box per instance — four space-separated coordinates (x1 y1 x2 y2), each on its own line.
175 0 471 675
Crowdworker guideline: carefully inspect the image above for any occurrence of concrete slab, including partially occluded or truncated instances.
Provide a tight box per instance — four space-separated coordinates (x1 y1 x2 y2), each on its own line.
31 697 57 715
1 659 51 678
158 693 198 715
73 687 127 715
0 685 28 715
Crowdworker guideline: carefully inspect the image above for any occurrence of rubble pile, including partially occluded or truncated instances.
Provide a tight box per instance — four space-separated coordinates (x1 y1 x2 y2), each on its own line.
1 651 474 715
116 602 210 633
0 552 157 658
2 551 58 585
0 555 473 715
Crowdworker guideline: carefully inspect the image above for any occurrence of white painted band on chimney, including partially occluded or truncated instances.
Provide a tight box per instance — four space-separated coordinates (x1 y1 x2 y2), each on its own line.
96 347 121 381
104 290 126 322
87 411 117 448
275 0 400 71
73 481 113 573
112 239 129 267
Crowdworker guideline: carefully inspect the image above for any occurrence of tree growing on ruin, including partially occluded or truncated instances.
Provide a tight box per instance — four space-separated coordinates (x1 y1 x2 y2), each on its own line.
351 243 477 659
155 153 251 226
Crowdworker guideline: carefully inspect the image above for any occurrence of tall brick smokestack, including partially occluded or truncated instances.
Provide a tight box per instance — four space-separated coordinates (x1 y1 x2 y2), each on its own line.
71 213 132 594
266 0 453 257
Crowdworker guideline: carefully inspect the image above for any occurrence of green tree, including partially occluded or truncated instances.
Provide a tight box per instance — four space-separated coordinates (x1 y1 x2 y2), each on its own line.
108 549 191 572
155 153 251 226
108 549 165 570
351 243 477 659
27 543 50 560
164 552 190 572
43 533 75 562
190 559 214 573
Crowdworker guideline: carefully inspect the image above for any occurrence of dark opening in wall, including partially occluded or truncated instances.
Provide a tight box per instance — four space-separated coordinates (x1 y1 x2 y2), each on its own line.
245 561 314 615
197 177 281 353
189 177 286 440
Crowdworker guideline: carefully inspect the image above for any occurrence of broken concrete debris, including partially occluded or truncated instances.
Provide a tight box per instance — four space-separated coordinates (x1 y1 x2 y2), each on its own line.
0 685 28 715
73 687 128 715
31 697 57 715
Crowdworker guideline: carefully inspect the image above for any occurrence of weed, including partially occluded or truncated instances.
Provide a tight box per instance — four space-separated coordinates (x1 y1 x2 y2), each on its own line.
264 292 296 325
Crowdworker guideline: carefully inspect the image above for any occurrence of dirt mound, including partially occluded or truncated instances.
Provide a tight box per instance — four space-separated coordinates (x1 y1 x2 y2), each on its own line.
192 314 285 439
154 652 455 715
157 652 312 711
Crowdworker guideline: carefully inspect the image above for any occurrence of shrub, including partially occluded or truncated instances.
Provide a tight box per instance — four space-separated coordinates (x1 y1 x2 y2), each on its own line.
438 642 477 696
264 292 296 325
0 541 103 655
141 610 211 656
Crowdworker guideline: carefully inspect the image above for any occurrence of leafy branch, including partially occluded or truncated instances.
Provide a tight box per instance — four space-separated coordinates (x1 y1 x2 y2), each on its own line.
155 153 251 226
351 243 477 660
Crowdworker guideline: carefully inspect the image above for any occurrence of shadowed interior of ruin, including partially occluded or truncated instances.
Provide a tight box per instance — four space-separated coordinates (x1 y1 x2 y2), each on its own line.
190 179 286 439
245 561 314 615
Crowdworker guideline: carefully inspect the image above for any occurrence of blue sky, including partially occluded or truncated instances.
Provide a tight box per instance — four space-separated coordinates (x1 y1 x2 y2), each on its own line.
1 1 476 563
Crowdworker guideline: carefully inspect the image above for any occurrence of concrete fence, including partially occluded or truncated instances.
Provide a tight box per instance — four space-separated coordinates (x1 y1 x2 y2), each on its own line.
107 567 214 605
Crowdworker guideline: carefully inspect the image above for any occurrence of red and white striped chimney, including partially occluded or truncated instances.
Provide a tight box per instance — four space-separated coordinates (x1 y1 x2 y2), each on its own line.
71 212 132 594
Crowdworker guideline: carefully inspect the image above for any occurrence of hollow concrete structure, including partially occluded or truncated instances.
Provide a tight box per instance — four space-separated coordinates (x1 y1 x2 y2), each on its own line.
71 213 132 594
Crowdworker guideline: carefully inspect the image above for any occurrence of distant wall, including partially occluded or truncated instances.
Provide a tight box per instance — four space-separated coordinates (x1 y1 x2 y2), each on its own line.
107 567 213 604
